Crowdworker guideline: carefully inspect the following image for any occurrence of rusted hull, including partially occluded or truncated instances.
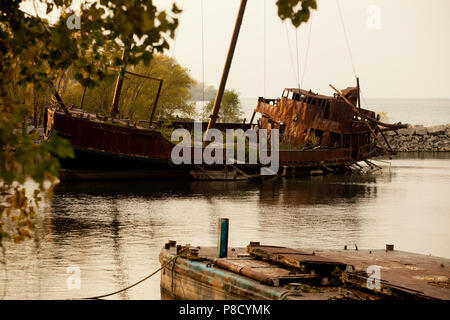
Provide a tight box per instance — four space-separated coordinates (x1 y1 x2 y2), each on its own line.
159 249 321 300
45 109 194 180
45 107 384 181
58 149 192 181
253 86 404 163
46 109 173 161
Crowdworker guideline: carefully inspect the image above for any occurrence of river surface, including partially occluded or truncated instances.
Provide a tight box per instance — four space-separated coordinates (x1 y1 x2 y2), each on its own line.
1 152 449 300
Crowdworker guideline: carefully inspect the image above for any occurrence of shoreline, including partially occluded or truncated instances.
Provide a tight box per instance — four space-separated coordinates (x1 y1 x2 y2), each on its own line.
381 124 450 152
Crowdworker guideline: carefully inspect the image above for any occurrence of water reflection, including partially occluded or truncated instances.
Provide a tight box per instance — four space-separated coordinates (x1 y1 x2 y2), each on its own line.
257 174 379 205
50 173 384 265
2 154 448 299
52 173 381 204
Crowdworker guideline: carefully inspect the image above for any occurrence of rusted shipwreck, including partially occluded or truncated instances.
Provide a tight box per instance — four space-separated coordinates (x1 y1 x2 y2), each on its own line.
43 0 406 181
44 107 260 180
44 83 406 180
160 241 450 300
253 85 406 165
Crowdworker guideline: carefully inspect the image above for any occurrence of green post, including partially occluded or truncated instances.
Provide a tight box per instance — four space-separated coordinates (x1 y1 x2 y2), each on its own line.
217 218 229 258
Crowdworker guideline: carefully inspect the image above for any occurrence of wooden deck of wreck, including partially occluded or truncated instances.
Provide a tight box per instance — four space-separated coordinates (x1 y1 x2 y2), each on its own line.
159 244 450 300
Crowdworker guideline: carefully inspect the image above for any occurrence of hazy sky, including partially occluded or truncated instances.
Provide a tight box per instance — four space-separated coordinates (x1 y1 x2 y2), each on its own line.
22 0 450 99
156 0 450 99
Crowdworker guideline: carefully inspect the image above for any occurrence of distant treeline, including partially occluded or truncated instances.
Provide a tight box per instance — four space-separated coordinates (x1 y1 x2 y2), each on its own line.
190 82 217 101
62 54 197 121
60 54 244 123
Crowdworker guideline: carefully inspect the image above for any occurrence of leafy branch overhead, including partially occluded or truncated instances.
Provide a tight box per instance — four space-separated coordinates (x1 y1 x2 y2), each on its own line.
276 0 317 27
0 0 317 245
0 0 181 245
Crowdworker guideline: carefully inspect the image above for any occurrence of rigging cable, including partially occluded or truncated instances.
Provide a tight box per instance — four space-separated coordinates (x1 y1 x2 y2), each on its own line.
295 28 301 89
301 14 313 89
284 23 300 89
169 0 185 58
263 0 266 96
201 0 205 107
336 0 370 108
336 0 357 78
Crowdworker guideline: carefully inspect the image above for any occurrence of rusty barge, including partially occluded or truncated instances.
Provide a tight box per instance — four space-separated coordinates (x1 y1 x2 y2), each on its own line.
44 83 406 180
43 0 406 181
44 82 408 181
159 241 450 300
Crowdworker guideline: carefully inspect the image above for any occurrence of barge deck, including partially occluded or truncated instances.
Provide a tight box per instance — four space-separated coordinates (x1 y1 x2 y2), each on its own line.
159 242 450 300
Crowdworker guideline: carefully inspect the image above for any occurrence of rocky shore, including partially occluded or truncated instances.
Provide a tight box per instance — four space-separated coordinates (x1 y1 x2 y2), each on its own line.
381 124 450 152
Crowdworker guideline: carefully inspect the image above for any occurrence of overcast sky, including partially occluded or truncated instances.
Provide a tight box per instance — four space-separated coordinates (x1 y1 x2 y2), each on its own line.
22 0 450 99
155 0 450 99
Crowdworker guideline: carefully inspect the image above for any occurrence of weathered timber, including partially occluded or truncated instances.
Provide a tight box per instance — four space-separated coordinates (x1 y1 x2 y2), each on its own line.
206 0 248 134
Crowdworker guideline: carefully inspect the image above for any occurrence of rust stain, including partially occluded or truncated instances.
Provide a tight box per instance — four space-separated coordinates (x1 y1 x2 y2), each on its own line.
255 87 406 161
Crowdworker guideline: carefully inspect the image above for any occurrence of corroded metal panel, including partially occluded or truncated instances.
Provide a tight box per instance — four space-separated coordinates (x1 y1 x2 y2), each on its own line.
52 111 173 161
255 95 355 146
254 86 403 163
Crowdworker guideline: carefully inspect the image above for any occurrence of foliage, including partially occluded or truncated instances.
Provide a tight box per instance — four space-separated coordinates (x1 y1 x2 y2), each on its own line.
64 54 196 121
0 0 316 246
201 90 244 123
276 0 317 27
0 0 181 245
190 83 217 102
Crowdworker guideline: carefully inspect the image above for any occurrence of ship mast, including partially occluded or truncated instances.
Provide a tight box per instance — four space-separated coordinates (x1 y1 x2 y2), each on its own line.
110 47 128 119
206 0 248 135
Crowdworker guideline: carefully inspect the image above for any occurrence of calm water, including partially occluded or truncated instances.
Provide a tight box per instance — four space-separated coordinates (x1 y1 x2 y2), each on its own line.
0 153 449 300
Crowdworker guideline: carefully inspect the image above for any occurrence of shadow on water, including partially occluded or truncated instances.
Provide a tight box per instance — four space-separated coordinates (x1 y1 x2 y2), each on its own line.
52 173 382 207
52 178 256 198
50 173 384 242
393 152 450 160
257 174 380 206
3 150 448 299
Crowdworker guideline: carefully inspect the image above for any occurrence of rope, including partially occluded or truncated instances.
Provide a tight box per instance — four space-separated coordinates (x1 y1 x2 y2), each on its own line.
336 0 357 78
278 290 303 300
73 248 188 300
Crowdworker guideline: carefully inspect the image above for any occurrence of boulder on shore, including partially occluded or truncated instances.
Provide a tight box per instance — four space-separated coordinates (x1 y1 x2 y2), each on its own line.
380 124 450 152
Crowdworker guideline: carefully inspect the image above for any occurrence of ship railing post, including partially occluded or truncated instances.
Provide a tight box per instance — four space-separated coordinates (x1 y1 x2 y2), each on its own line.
217 218 229 258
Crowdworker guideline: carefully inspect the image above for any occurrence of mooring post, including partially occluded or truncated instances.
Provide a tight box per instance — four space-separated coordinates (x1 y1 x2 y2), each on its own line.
217 218 229 258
